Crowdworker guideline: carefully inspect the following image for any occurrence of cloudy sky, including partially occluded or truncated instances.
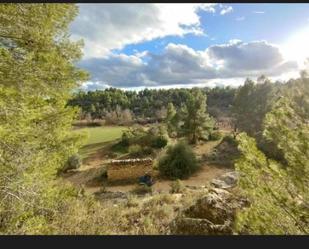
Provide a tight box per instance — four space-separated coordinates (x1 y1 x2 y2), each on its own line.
69 3 309 91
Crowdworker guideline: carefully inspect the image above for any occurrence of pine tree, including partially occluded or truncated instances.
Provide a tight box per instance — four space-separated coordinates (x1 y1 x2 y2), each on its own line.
232 78 277 138
235 78 309 234
0 4 88 233
181 88 215 144
166 102 177 135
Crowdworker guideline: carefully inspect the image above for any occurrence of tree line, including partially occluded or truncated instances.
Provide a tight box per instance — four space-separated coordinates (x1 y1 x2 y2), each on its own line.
67 86 236 124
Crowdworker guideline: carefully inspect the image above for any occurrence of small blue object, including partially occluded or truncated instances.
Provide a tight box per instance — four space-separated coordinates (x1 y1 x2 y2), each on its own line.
138 174 154 186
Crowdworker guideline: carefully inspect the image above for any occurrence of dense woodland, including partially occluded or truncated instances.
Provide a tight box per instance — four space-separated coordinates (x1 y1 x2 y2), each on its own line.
0 4 308 235
68 86 237 123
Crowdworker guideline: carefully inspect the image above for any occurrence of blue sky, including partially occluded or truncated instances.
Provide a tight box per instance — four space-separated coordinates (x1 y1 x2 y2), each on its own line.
70 3 309 91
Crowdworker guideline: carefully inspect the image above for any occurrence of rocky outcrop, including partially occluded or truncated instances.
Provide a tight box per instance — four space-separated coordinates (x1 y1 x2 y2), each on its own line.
171 217 232 235
170 187 249 235
210 171 239 189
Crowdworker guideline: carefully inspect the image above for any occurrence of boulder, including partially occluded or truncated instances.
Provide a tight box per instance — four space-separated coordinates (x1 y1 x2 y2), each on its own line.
211 171 239 189
183 188 237 224
170 187 249 235
171 217 232 235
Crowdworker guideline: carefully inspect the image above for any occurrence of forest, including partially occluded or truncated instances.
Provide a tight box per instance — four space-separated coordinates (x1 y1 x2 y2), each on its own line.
68 86 236 124
0 4 308 235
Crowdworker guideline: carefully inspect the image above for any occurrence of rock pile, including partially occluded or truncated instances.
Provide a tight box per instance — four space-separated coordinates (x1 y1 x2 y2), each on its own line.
170 171 249 235
210 171 239 189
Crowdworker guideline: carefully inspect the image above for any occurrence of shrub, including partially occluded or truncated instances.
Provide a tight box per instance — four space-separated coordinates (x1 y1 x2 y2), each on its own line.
169 179 185 194
151 136 168 149
111 142 128 154
119 125 168 153
128 144 143 156
121 131 130 147
158 142 199 179
222 134 238 146
142 146 154 156
63 154 82 172
209 131 223 141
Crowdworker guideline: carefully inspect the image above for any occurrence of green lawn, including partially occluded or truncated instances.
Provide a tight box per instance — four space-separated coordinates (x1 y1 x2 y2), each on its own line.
75 126 128 159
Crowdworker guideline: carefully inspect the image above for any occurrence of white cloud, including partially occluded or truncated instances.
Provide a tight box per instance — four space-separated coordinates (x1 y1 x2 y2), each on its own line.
71 4 217 58
220 6 233 15
80 81 111 91
135 50 149 58
228 39 242 45
70 4 301 90
79 40 299 90
253 11 265 14
207 40 284 71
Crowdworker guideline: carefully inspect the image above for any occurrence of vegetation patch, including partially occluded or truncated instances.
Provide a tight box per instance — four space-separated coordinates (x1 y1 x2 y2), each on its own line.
61 154 82 173
158 142 199 180
170 179 186 194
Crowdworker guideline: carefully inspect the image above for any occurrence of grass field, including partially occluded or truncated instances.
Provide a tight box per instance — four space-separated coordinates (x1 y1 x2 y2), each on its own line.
75 126 128 159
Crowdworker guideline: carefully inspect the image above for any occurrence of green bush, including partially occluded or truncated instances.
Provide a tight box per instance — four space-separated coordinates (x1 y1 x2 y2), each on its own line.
120 131 130 147
151 136 168 149
120 125 168 153
128 144 154 157
209 131 223 141
158 142 199 179
63 154 82 172
111 142 128 154
128 144 143 156
142 146 154 155
222 134 238 146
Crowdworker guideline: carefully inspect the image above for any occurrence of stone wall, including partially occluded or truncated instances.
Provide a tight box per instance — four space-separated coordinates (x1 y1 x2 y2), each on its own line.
107 158 153 182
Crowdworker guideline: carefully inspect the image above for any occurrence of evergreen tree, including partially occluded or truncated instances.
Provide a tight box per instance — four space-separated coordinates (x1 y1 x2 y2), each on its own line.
235 78 309 234
0 4 88 233
181 88 215 144
232 78 277 138
166 102 177 135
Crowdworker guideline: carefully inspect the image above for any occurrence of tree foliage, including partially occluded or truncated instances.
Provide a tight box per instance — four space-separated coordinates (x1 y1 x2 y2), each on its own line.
68 87 236 123
232 78 278 137
166 102 177 136
181 88 215 144
0 4 88 233
235 78 309 235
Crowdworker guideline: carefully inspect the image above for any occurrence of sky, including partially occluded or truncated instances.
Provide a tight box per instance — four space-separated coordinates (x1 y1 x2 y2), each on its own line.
69 3 309 91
